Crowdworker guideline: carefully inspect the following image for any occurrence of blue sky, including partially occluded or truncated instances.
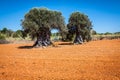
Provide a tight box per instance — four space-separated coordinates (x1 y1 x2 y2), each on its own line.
0 0 120 33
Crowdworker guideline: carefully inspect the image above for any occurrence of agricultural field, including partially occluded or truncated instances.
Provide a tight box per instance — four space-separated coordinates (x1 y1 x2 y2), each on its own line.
0 39 120 80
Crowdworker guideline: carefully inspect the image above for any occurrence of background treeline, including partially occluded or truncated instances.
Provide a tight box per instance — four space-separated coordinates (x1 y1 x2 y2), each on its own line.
0 28 29 44
0 27 61 42
0 28 25 39
91 30 120 40
0 27 120 42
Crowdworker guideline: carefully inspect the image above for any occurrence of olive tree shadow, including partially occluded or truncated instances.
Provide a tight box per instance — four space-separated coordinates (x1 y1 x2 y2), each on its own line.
58 42 73 45
18 42 74 49
18 45 33 49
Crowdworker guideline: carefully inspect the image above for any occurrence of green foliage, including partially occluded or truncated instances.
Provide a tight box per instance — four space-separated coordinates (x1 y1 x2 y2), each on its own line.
104 32 112 35
0 27 27 41
0 33 6 40
51 32 60 41
0 27 14 37
68 12 92 27
91 30 97 35
12 30 23 38
92 32 120 40
114 32 120 34
1 28 8 34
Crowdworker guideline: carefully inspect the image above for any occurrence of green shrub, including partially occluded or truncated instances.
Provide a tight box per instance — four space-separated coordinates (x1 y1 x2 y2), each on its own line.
0 33 6 40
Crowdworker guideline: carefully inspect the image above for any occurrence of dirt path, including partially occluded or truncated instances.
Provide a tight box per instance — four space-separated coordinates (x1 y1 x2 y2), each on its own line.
0 40 120 80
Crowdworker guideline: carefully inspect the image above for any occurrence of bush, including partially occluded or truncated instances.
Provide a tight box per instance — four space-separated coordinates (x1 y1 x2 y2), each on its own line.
12 30 23 38
0 33 10 44
0 33 6 40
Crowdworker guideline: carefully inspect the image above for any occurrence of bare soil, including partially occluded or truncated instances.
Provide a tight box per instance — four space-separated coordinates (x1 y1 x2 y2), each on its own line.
0 40 120 80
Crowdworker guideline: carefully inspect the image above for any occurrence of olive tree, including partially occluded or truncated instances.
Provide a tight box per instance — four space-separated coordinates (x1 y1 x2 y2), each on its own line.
22 8 66 47
67 12 92 44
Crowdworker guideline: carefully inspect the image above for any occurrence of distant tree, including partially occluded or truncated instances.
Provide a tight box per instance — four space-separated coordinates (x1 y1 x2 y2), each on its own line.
114 32 120 34
104 32 112 35
91 30 97 35
1 28 8 34
22 8 66 47
67 12 92 43
0 33 5 40
12 30 23 38
1 27 14 37
98 33 104 35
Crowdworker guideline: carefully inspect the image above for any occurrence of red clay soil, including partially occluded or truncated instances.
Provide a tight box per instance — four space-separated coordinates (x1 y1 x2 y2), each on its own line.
0 40 120 80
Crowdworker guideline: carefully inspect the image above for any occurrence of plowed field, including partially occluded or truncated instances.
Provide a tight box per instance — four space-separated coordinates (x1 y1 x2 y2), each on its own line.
0 40 120 80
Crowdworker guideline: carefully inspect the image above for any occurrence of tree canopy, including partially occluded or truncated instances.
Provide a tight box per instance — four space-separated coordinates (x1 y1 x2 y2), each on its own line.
22 8 66 38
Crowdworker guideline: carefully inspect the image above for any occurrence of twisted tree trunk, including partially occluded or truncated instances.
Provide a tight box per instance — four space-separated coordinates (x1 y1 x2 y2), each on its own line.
73 33 83 44
32 31 52 47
